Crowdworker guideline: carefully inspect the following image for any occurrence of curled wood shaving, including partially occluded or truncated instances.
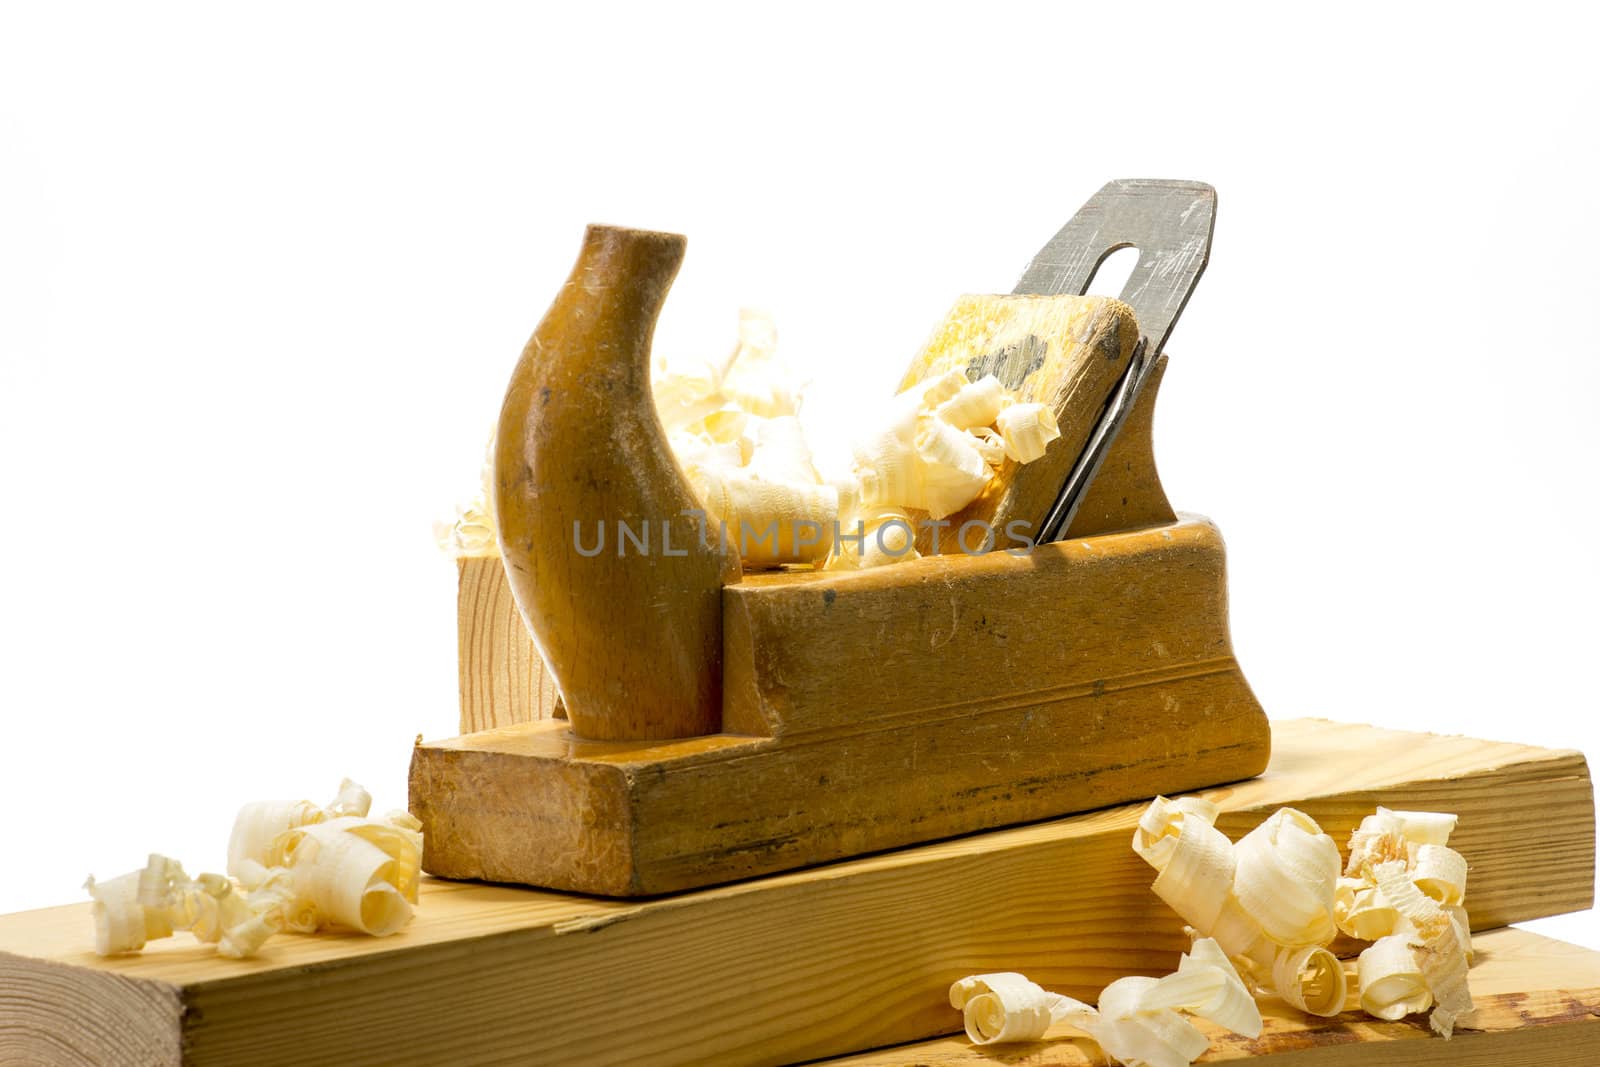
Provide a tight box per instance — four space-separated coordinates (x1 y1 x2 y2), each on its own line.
949 938 1261 1066
87 780 421 959
1134 798 1475 1038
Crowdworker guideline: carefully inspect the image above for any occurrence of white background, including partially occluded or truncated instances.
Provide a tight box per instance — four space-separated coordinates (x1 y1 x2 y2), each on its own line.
2 3 1597 952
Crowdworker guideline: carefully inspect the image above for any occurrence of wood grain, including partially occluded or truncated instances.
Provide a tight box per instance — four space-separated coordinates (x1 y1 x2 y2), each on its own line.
0 956 181 1065
417 515 1270 895
494 223 740 742
824 926 1600 1065
455 556 562 733
4 719 1591 1066
894 293 1139 555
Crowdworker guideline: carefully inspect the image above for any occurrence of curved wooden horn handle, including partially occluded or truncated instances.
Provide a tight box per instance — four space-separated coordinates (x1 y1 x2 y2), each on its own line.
494 225 739 742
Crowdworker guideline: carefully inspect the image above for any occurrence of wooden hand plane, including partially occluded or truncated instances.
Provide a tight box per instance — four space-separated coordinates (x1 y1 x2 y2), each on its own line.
411 181 1271 896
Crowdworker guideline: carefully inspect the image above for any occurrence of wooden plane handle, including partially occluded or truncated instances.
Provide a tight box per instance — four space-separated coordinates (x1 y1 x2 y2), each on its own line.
494 224 739 742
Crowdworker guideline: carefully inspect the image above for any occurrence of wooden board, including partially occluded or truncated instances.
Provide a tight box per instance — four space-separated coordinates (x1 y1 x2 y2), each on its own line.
1 720 1591 1066
456 555 562 733
415 515 1270 895
823 926 1600 1066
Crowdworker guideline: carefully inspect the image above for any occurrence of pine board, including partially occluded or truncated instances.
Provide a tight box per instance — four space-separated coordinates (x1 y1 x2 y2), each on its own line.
0 719 1592 1066
455 555 562 733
